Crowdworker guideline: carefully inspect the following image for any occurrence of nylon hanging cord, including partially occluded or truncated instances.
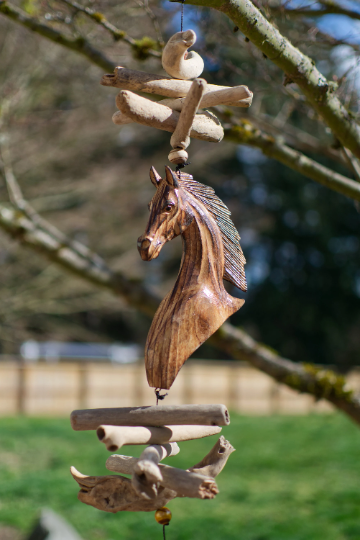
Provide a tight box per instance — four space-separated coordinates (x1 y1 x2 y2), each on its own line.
180 0 185 32
163 524 168 540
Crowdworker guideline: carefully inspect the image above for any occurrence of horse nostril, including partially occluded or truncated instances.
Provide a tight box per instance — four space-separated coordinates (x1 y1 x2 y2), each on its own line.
141 239 151 250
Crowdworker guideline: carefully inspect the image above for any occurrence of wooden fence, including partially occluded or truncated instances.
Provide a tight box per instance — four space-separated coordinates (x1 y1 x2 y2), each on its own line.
1 359 359 416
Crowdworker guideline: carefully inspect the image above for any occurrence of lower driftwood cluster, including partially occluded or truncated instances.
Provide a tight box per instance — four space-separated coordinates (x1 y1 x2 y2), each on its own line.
70 404 235 514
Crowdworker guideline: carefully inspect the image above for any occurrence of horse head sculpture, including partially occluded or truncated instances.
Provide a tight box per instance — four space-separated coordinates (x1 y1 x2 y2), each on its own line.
138 166 246 390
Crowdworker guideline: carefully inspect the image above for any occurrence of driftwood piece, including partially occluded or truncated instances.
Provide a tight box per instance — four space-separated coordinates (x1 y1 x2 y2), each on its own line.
106 437 234 479
189 435 235 477
107 436 234 500
101 67 250 105
115 91 223 143
106 456 218 500
70 404 230 430
162 85 253 110
138 167 246 389
112 85 252 128
112 111 133 125
162 30 204 80
97 424 222 451
132 444 178 499
70 466 176 513
170 78 206 150
169 78 207 165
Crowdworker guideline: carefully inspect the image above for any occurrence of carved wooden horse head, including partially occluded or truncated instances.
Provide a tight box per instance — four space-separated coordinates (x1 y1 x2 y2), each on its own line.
138 166 246 390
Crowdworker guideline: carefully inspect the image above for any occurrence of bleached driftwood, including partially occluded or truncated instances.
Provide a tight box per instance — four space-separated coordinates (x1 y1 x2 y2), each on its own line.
189 435 235 477
107 437 234 500
70 466 176 513
132 444 178 499
162 85 253 110
112 111 133 126
106 437 234 479
97 424 222 451
115 91 223 143
112 84 252 128
169 78 207 165
70 404 230 431
170 78 207 149
101 67 252 106
107 456 219 499
162 30 204 80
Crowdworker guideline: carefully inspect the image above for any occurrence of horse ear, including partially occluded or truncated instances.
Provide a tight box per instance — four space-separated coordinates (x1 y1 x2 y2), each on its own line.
149 166 162 187
164 166 179 188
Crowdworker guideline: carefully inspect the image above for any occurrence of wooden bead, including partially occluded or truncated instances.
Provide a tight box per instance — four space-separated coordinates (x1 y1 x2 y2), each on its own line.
155 507 172 525
168 149 188 165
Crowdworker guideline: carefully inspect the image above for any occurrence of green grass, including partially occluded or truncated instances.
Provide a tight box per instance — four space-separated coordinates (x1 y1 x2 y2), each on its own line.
0 414 360 540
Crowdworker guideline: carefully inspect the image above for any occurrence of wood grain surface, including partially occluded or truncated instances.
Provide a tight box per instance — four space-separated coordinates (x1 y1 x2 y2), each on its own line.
138 167 246 389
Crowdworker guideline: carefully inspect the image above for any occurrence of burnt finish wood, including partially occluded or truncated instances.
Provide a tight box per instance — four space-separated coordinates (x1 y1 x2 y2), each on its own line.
138 166 246 390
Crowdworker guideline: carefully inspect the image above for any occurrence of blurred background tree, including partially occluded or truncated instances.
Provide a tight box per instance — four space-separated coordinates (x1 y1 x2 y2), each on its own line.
0 0 359 377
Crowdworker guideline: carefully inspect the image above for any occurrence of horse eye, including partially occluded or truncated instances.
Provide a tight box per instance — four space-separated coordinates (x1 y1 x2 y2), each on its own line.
164 204 173 212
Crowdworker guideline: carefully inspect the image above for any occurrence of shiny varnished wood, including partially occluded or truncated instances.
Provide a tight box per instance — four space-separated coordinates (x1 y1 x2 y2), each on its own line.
138 166 246 390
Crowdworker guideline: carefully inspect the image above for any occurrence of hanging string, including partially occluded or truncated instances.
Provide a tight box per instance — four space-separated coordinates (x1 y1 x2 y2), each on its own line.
180 0 185 32
155 388 168 405
163 524 167 540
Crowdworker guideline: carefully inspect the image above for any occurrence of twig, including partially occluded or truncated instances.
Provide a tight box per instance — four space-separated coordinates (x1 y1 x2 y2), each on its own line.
224 120 360 201
342 147 360 184
135 0 164 48
60 0 161 57
271 0 360 21
0 0 116 71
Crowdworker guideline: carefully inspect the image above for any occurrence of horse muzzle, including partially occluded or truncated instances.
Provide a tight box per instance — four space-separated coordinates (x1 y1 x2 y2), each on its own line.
137 236 154 261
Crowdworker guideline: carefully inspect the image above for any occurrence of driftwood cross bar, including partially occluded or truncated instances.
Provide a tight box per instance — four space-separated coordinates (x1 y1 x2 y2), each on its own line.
101 29 253 166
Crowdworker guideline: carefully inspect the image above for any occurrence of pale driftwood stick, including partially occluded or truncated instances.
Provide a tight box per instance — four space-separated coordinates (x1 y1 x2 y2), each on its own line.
189 436 235 477
116 91 224 143
162 30 204 80
170 78 207 150
106 456 218 499
158 466 218 499
106 455 138 475
112 86 252 128
70 466 176 513
106 437 234 479
132 443 180 499
101 67 246 102
71 404 230 430
112 111 133 125
132 445 168 500
162 86 253 110
97 424 222 451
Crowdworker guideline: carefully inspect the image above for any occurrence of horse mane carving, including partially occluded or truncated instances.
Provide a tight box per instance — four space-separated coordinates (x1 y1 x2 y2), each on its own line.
174 173 247 292
137 166 246 390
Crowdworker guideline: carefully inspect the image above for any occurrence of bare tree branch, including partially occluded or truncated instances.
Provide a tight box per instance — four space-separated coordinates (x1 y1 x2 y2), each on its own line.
170 0 360 159
212 323 360 427
1 198 360 425
271 0 360 21
0 0 116 71
224 119 360 201
233 109 348 167
60 0 161 58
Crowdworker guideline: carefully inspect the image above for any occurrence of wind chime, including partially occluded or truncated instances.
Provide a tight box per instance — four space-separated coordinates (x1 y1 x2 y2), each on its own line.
70 4 253 537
